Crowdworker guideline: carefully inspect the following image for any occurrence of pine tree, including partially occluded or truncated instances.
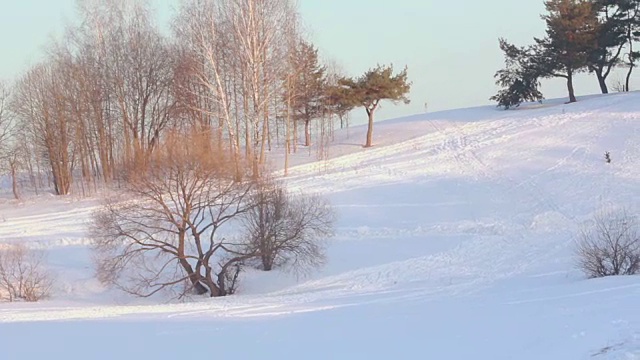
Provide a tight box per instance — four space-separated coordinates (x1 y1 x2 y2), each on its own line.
491 39 544 109
338 65 411 148
286 40 326 147
619 0 640 91
325 83 354 129
587 0 629 94
534 0 599 103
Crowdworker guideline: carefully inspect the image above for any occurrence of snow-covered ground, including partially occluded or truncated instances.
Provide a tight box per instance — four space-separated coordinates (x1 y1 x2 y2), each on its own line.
1 93 640 359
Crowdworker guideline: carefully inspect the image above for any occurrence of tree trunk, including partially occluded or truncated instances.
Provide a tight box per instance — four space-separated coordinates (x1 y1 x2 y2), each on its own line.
364 110 374 148
596 70 608 94
10 162 19 200
261 254 273 271
567 72 577 103
293 117 298 153
625 64 634 92
304 119 311 147
284 78 291 177
626 39 634 92
177 231 208 296
259 109 269 166
182 261 208 295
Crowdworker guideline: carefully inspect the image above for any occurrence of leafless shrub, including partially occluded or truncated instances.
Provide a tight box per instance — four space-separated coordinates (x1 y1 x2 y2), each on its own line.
0 243 54 302
242 178 335 274
611 77 627 93
576 210 640 278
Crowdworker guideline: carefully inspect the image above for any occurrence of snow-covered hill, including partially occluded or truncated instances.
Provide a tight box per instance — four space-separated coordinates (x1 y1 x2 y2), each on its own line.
1 93 640 359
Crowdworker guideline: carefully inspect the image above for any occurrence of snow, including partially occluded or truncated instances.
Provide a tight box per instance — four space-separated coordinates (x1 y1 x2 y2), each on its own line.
1 93 640 359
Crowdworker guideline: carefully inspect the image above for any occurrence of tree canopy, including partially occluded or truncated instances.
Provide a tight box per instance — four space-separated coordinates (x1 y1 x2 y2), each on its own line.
285 40 326 147
490 39 544 109
337 64 411 148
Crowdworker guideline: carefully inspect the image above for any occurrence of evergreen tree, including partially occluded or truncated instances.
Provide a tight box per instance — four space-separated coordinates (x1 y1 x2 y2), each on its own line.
491 39 544 109
325 83 354 129
286 40 327 147
587 0 629 94
534 0 599 103
338 65 411 148
619 0 640 91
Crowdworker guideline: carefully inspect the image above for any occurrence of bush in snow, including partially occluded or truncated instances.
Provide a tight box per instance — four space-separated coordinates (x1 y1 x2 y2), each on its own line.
241 178 335 273
576 210 640 278
0 243 53 302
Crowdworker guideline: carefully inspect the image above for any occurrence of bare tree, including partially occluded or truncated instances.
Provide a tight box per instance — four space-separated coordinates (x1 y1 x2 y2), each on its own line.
576 209 640 278
174 0 299 178
0 244 54 302
4 144 24 200
66 0 178 179
227 0 297 174
0 82 13 147
11 63 76 195
91 130 256 298
68 0 125 182
242 178 335 273
173 0 244 179
0 82 21 199
107 2 177 168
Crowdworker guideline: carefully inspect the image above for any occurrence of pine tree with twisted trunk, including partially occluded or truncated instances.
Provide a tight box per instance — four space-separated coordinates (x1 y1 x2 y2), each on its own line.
338 65 411 148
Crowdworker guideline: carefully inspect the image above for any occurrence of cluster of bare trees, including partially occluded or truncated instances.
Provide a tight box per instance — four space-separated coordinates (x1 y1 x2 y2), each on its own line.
5 1 177 196
1 0 385 197
173 0 302 178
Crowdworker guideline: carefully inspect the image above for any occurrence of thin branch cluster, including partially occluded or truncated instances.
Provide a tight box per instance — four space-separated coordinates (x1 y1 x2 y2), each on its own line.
576 209 640 278
0 243 53 302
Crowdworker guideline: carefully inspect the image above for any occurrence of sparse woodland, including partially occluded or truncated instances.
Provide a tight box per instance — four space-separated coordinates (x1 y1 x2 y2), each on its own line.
0 0 412 199
0 0 409 300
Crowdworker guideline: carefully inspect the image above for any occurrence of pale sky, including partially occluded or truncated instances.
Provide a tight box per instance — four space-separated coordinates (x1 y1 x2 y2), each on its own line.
0 0 636 121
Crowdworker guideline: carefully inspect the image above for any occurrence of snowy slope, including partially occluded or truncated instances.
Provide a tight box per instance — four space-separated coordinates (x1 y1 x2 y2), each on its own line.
1 93 640 359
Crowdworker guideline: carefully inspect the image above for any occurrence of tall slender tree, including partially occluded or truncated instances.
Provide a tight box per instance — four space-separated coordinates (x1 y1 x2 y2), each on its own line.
325 82 354 131
0 82 13 148
174 0 298 178
620 0 640 91
286 40 326 147
12 63 75 195
324 61 352 131
587 0 628 94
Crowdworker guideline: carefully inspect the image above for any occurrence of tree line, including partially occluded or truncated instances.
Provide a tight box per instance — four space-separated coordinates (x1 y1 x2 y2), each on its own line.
492 0 640 109
0 0 412 197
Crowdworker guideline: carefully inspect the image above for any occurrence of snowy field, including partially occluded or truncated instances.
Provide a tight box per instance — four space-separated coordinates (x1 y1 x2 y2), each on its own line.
1 93 640 359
